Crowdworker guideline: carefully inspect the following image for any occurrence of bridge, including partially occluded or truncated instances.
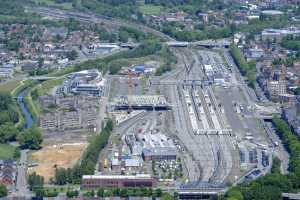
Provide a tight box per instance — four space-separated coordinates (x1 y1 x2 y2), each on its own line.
166 40 231 48
100 40 231 49
120 43 140 49
94 43 139 49
178 181 226 199
166 41 189 47
28 76 57 81
191 39 231 48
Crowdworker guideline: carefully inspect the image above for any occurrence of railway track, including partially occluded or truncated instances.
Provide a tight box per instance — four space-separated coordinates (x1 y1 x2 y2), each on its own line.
180 50 218 182
27 6 174 41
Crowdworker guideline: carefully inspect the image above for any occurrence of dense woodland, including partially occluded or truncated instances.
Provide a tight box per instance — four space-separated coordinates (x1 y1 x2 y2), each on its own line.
0 92 42 150
0 93 19 143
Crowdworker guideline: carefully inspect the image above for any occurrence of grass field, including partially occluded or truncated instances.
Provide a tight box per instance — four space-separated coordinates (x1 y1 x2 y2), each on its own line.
36 78 65 96
0 80 21 93
0 144 17 160
139 5 164 15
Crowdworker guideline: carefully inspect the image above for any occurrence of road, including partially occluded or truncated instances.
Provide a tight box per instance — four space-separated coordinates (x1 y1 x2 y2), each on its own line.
14 150 31 198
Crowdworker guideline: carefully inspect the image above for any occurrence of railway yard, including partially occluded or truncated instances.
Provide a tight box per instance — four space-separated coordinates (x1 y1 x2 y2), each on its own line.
1 1 298 199
102 47 275 193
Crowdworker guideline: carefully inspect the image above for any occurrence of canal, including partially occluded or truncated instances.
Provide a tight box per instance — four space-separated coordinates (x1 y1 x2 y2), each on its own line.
17 88 34 129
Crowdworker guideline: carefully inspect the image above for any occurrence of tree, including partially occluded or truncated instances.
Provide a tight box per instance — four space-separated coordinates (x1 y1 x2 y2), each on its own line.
161 193 173 200
118 30 130 42
154 188 162 197
0 92 18 125
31 89 39 101
66 190 79 198
120 189 128 197
66 50 78 61
54 168 68 185
83 190 95 197
0 185 7 197
226 188 244 200
79 120 113 175
18 126 43 150
37 57 44 68
0 92 12 110
230 44 256 89
108 59 130 75
0 122 19 143
28 172 44 191
271 157 281 174
97 188 104 197
13 148 20 159
294 87 300 95
6 40 21 51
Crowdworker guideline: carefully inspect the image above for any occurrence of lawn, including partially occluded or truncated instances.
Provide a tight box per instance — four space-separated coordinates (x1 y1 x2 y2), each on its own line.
0 80 21 93
0 144 17 160
35 78 65 96
139 5 164 15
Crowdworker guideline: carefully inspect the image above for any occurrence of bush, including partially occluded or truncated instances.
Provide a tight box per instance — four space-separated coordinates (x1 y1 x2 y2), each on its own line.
0 184 7 198
66 190 79 198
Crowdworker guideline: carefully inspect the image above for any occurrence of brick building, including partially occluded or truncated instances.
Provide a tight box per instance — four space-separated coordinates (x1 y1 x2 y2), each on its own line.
82 174 156 189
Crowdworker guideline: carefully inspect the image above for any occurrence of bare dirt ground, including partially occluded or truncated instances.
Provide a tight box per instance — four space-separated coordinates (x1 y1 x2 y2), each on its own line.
28 142 87 182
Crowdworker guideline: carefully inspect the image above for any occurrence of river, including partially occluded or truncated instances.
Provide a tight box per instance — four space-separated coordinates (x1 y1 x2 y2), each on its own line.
16 88 33 129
